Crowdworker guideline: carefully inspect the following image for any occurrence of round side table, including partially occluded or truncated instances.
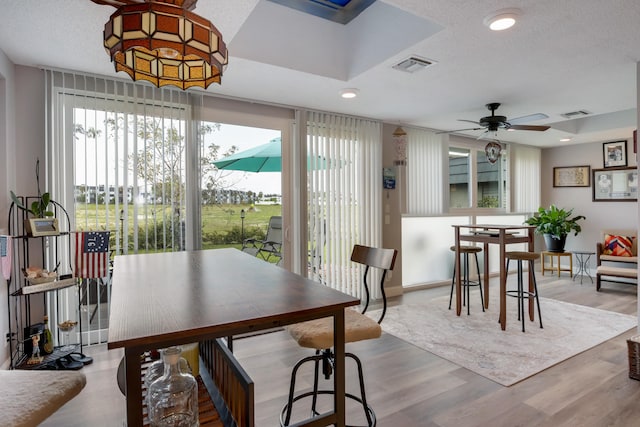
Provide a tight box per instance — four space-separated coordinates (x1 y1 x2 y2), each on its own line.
573 251 595 284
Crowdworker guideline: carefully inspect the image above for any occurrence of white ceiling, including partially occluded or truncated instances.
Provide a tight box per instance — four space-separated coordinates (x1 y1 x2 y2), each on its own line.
1 0 639 148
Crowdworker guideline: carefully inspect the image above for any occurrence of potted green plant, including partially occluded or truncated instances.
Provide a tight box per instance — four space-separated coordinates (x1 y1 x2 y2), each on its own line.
524 205 585 252
10 159 59 236
10 190 53 218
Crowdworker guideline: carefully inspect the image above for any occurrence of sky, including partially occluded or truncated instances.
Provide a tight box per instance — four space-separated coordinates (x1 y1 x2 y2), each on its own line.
73 109 282 196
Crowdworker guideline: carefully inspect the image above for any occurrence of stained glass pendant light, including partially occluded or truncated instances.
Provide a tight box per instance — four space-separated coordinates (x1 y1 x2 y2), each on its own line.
91 0 228 90
484 140 502 164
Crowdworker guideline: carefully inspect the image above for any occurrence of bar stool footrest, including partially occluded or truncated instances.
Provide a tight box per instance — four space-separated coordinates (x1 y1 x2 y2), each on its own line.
280 390 376 427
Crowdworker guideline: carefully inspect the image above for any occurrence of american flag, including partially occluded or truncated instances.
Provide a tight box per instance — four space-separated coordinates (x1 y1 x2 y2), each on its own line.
74 231 110 278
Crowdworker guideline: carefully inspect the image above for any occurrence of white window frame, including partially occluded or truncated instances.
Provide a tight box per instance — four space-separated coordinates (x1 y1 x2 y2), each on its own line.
448 136 510 215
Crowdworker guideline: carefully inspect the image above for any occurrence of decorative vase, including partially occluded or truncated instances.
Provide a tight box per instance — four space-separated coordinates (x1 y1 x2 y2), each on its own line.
544 234 567 252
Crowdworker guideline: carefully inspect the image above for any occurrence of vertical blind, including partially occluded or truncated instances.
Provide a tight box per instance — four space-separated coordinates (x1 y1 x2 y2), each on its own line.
406 128 445 215
511 144 541 213
306 111 383 299
45 70 192 254
44 69 195 344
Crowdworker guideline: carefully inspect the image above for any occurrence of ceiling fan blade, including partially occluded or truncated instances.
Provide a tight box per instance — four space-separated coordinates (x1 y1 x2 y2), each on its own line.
435 127 483 135
509 124 550 131
458 119 481 125
508 113 549 124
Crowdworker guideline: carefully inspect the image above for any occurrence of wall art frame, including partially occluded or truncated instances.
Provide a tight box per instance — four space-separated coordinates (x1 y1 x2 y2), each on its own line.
603 140 627 168
592 166 637 202
553 165 590 187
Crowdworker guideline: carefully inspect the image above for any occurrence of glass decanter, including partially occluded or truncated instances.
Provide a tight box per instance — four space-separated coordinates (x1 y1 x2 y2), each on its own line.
147 347 199 427
144 347 192 406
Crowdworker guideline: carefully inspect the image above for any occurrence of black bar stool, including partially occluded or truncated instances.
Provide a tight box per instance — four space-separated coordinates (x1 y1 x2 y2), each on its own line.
505 251 543 332
449 245 484 315
281 245 397 427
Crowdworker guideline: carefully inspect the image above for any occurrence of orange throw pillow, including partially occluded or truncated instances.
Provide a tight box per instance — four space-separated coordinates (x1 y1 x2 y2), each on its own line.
603 234 634 257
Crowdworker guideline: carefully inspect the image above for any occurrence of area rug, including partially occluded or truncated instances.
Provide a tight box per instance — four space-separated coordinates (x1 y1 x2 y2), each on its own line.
366 293 637 386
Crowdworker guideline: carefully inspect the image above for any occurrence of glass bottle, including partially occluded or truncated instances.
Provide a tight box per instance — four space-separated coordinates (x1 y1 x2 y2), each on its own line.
147 347 199 427
144 347 191 406
42 315 54 354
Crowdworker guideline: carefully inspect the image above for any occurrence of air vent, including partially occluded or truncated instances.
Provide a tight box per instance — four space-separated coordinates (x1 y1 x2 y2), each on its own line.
392 56 435 73
560 110 591 119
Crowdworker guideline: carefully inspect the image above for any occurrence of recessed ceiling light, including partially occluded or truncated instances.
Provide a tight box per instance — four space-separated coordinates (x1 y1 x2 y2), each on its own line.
484 8 521 31
339 88 359 99
560 138 572 142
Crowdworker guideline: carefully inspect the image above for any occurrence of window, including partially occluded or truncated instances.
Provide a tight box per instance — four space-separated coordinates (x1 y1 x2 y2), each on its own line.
448 140 507 212
476 148 505 208
448 147 471 209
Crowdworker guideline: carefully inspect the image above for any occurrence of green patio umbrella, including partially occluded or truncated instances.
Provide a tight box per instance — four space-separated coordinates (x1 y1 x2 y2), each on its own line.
212 137 327 172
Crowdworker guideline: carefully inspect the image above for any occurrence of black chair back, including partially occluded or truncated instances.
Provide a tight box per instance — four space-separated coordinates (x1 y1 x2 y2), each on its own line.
351 244 398 323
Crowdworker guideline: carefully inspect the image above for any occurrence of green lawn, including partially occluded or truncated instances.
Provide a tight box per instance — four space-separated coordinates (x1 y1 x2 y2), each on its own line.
75 202 282 250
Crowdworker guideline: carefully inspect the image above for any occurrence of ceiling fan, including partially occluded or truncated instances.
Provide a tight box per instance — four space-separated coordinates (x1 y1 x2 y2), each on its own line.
438 102 550 135
440 102 550 164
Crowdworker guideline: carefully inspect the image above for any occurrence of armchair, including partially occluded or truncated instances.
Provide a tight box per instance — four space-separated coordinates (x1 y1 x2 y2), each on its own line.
595 229 637 290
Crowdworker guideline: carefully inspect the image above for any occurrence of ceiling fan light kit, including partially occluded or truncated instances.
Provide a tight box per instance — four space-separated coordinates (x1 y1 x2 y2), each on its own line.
483 8 521 31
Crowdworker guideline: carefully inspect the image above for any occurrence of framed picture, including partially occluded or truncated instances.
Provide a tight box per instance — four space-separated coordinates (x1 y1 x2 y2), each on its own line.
592 167 637 201
603 140 627 168
553 165 590 187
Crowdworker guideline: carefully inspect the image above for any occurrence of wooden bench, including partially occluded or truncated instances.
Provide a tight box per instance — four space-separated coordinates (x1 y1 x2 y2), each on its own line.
596 230 637 291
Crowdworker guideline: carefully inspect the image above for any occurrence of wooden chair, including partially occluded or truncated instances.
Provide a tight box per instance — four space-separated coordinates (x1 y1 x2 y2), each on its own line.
281 244 397 426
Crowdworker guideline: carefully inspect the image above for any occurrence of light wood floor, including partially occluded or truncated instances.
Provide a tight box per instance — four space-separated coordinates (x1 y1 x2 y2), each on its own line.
42 272 639 427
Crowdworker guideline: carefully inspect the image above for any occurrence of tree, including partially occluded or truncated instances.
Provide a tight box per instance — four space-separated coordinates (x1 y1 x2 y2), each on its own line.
200 132 239 205
76 117 239 206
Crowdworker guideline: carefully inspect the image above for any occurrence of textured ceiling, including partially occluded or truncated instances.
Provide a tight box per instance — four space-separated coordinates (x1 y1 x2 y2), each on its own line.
0 0 639 148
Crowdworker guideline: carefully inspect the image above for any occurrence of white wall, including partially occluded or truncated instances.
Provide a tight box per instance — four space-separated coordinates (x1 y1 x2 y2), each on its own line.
0 49 16 368
0 63 44 368
541 139 637 255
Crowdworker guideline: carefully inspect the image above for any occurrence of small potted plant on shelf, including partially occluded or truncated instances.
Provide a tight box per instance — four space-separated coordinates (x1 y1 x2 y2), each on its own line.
10 159 59 236
10 190 53 218
524 205 585 252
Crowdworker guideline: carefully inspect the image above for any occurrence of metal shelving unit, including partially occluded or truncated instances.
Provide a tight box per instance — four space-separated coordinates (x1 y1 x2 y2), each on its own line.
6 196 84 370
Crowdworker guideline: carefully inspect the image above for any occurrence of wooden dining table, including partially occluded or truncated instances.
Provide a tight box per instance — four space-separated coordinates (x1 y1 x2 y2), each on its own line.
108 248 359 426
452 224 536 330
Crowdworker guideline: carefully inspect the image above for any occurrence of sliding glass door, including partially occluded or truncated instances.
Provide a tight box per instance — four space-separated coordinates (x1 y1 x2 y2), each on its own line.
198 123 282 253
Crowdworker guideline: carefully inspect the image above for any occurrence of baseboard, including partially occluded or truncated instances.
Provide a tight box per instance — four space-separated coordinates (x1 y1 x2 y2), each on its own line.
385 285 404 298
